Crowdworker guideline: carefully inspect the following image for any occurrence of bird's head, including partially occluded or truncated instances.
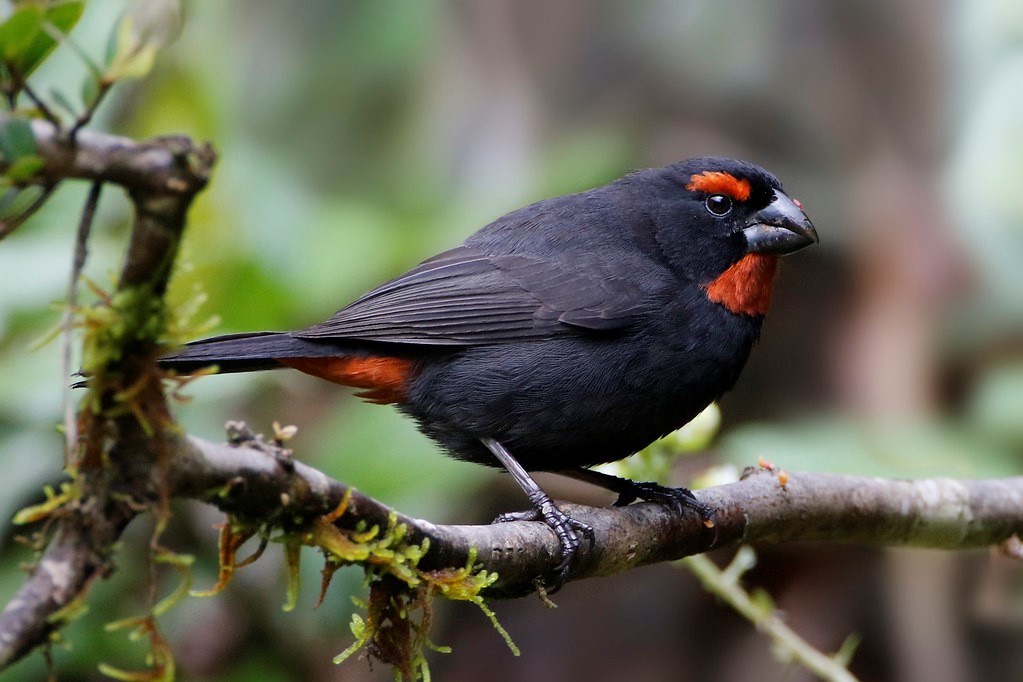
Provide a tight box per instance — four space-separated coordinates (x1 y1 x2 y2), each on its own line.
635 157 818 316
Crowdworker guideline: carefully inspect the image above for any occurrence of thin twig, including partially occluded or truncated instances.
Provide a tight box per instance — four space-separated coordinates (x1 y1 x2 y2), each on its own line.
682 551 859 682
39 19 106 133
0 183 58 241
61 181 102 462
69 81 111 143
20 81 61 128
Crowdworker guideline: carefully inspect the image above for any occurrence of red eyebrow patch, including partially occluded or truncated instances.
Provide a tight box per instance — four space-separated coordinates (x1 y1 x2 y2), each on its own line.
686 171 751 201
279 355 414 404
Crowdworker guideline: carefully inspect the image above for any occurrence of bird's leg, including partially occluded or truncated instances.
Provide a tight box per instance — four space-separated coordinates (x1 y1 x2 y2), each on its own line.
560 467 714 523
481 437 593 589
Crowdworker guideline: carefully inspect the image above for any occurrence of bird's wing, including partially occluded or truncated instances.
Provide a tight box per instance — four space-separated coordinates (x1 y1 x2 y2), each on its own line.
292 246 651 346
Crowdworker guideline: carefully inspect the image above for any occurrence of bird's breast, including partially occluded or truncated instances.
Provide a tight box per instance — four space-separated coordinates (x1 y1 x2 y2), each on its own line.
703 254 779 316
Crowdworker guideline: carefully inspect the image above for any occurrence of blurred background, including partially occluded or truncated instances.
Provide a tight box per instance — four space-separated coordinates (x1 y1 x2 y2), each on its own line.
1 0 1021 680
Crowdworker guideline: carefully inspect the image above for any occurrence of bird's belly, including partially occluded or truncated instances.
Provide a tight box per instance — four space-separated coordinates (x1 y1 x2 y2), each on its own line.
402 317 758 470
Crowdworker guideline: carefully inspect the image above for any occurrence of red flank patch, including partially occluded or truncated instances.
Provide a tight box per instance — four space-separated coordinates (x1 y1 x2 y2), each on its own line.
279 355 414 404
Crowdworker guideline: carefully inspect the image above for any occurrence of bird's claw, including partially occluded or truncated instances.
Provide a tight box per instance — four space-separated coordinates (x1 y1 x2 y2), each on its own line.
612 480 714 523
494 500 594 591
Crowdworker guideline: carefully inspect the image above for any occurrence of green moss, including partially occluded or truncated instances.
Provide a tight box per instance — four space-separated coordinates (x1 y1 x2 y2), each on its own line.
303 501 517 677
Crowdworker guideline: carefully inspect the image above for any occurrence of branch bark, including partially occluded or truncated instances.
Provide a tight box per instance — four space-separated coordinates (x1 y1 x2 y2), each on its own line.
172 433 1023 597
25 117 215 196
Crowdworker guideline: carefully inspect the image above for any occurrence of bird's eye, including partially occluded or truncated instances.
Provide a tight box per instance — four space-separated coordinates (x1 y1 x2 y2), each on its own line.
705 194 733 216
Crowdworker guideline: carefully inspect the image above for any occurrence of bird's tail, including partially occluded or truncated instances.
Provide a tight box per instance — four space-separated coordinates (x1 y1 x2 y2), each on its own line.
158 331 343 375
160 332 415 404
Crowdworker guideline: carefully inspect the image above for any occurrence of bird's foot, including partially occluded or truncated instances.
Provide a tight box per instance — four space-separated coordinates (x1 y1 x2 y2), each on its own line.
495 498 594 591
613 480 714 525
559 468 715 527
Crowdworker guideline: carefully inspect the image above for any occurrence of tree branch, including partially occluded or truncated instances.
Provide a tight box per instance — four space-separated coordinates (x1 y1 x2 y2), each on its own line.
170 432 1023 596
8 417 1019 668
0 496 136 669
20 116 215 195
0 116 215 669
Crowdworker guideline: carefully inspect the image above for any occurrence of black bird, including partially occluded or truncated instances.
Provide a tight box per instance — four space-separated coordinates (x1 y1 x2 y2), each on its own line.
161 157 818 586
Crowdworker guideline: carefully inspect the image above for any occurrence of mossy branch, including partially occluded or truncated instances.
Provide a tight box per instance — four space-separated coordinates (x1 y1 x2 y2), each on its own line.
170 431 1023 598
0 117 215 670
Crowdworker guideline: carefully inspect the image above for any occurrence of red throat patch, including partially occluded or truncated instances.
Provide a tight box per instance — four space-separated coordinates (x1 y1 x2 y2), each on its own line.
279 355 414 404
704 254 779 316
686 171 751 201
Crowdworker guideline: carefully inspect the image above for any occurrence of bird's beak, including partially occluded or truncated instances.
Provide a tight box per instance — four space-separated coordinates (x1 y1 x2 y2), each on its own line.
743 189 818 255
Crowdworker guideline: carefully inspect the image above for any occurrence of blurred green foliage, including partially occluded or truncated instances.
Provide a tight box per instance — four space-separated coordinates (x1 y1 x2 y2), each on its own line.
0 1 82 82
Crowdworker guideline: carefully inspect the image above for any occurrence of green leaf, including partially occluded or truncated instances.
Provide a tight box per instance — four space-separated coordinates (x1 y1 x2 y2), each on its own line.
49 85 77 116
0 2 83 80
102 1 181 83
0 117 36 161
80 72 99 107
0 8 44 65
0 187 19 214
45 1 85 35
104 15 158 82
21 1 84 79
5 154 44 183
